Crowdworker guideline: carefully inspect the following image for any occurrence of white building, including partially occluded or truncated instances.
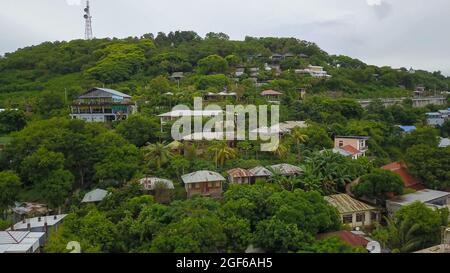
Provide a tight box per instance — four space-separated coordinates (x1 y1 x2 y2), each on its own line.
386 189 450 216
0 231 45 253
296 65 331 78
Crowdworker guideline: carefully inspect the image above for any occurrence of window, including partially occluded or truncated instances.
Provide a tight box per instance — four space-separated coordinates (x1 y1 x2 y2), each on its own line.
371 212 378 221
356 213 365 223
195 183 200 189
208 182 213 188
343 214 353 224
339 141 344 147
215 182 221 188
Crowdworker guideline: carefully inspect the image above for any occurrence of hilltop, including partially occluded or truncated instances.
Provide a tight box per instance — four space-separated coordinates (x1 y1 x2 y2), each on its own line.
0 31 449 108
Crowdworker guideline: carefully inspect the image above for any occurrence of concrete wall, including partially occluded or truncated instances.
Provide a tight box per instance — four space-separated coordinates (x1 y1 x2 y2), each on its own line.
358 97 446 109
342 211 379 229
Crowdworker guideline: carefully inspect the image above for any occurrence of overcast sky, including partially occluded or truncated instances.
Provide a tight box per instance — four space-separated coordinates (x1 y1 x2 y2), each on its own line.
1 0 450 75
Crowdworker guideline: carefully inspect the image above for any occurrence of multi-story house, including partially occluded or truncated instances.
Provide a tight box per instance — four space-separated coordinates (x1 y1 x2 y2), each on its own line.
70 88 135 122
333 136 370 160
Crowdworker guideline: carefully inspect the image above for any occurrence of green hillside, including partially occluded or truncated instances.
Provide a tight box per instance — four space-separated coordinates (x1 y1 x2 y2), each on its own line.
0 31 449 108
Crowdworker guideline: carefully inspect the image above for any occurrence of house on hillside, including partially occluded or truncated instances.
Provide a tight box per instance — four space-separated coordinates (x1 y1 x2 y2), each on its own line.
269 164 303 176
439 137 450 148
158 109 223 124
227 168 253 185
70 88 136 122
182 171 226 199
251 121 308 138
381 162 425 191
0 231 45 253
9 215 67 241
325 194 380 229
248 166 273 183
317 230 370 250
333 136 369 160
397 125 417 133
260 90 283 103
11 202 49 223
386 189 450 216
426 109 449 127
139 177 175 191
81 189 110 204
295 65 331 78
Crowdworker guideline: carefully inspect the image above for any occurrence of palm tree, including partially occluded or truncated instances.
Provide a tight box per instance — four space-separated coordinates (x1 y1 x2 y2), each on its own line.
289 128 308 160
237 141 253 159
272 142 289 159
207 141 237 168
383 217 423 253
143 142 171 170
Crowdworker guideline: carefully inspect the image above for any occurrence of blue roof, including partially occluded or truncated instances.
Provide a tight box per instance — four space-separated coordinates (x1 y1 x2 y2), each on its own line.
398 126 416 133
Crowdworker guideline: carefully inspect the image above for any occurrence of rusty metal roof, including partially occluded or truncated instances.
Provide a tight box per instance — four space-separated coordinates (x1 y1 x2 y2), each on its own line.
324 194 376 214
227 168 252 178
248 166 273 177
269 164 303 175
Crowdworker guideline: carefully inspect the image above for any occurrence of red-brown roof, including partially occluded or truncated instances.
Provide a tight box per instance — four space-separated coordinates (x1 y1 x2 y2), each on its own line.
260 90 283 96
227 168 253 178
341 145 362 156
317 231 369 247
381 162 425 190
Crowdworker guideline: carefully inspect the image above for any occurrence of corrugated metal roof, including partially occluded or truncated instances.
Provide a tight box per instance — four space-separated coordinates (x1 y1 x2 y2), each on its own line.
269 164 303 175
81 189 109 203
381 162 423 189
181 171 226 184
317 230 369 247
389 189 450 205
248 166 273 177
79 88 131 99
260 90 283 96
139 177 175 190
324 194 376 214
10 215 67 230
227 168 252 178
0 231 29 245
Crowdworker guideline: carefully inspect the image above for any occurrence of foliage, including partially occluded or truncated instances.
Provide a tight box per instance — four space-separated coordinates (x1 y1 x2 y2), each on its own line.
352 169 404 205
373 202 448 253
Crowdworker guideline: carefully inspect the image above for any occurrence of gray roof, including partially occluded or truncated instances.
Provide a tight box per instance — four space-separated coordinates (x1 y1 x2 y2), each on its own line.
439 138 450 148
269 164 303 175
78 88 131 99
248 166 273 177
10 215 67 231
0 231 45 253
181 171 226 184
139 177 175 190
81 189 110 203
389 189 450 206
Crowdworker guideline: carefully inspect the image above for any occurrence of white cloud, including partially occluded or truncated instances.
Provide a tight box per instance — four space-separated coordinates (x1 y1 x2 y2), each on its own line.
66 0 82 6
366 0 382 6
1 0 449 75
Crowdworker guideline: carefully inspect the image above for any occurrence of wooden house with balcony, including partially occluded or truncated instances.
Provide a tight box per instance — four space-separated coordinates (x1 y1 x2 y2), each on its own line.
70 88 135 122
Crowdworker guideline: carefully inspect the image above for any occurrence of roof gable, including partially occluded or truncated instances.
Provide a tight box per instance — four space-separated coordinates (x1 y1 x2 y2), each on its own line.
79 88 131 99
182 170 226 184
325 194 376 214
